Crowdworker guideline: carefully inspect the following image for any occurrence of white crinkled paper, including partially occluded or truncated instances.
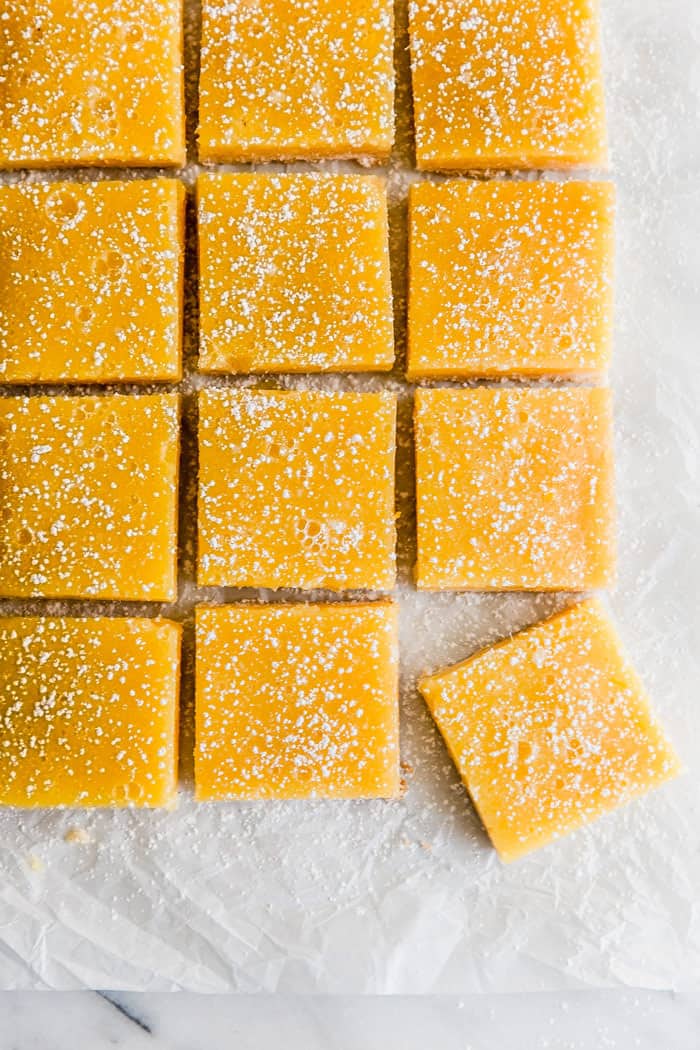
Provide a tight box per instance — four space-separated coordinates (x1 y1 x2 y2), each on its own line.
0 0 699 992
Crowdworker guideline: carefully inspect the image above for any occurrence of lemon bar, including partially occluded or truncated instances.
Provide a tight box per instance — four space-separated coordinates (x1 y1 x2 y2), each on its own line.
0 0 185 169
198 0 394 162
414 387 615 590
418 600 681 861
0 394 179 600
198 173 394 374
198 389 396 591
195 602 399 800
409 0 607 171
0 179 185 384
0 617 181 808
408 180 615 379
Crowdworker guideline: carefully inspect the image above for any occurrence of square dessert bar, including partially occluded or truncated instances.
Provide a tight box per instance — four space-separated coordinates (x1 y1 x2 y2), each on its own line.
198 389 397 591
408 180 615 379
409 0 607 170
0 617 181 808
414 387 616 591
419 600 681 861
197 173 394 374
0 0 185 168
195 602 400 800
0 394 180 601
0 179 185 384
198 0 394 162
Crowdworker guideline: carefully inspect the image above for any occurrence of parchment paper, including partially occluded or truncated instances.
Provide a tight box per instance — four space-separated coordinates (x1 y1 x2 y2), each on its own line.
0 0 698 992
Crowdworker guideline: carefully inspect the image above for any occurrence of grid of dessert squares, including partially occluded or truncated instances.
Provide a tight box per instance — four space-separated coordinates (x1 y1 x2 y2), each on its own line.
0 0 680 862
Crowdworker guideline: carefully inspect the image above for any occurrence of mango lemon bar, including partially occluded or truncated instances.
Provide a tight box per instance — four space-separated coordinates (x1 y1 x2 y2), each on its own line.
198 173 394 374
195 602 399 800
0 179 185 384
0 617 181 808
198 0 394 162
414 387 615 591
0 0 185 168
198 389 396 590
419 600 681 861
0 394 179 601
408 180 615 379
409 0 607 171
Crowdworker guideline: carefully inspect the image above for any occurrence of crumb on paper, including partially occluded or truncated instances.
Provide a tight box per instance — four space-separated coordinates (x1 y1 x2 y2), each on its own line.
64 827 92 845
27 854 44 872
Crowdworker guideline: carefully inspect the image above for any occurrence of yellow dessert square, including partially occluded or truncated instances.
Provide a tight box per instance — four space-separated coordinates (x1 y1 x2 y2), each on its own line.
198 0 394 162
419 600 681 861
409 0 607 171
0 617 181 808
0 0 184 169
414 387 615 591
0 394 179 600
198 173 394 374
408 180 615 379
0 179 185 384
195 602 399 800
198 389 396 591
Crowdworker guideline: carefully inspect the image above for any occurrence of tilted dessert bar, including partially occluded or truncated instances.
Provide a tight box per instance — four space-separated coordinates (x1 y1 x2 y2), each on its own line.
418 600 680 861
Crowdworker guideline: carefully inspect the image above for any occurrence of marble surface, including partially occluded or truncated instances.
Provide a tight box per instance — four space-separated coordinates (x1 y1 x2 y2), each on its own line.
1 0 700 1040
0 990 699 1048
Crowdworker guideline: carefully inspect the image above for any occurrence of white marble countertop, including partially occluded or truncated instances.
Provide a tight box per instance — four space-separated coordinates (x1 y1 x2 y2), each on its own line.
1 0 700 1041
1 989 698 1048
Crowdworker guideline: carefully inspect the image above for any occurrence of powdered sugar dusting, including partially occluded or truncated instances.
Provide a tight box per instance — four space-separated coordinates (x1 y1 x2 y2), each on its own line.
199 0 394 162
195 602 399 800
0 0 185 168
419 600 680 862
414 387 616 590
0 179 184 383
0 394 180 600
198 172 394 373
408 178 615 377
0 617 180 807
198 388 397 590
409 0 607 170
